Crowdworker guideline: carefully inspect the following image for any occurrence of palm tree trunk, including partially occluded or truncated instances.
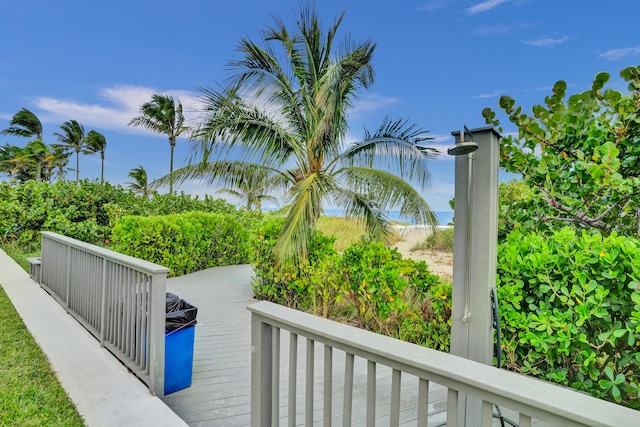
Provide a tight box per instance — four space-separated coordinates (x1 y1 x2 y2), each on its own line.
169 140 175 194
75 150 79 183
101 153 105 183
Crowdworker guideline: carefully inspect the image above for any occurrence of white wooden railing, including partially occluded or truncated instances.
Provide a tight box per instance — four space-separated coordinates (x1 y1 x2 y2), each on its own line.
39 231 169 397
248 301 640 427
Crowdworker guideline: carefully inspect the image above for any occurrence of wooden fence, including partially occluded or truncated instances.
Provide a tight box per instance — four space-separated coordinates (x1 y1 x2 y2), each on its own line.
249 301 640 427
39 231 169 397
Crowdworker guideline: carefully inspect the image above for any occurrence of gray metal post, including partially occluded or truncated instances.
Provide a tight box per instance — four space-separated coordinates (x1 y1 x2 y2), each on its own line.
450 126 500 425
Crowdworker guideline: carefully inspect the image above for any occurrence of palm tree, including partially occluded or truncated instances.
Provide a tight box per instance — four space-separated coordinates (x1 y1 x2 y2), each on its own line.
54 120 87 183
0 143 24 183
126 165 156 197
48 144 71 181
128 94 189 193
181 5 438 263
1 108 43 141
22 139 50 182
214 162 279 211
85 130 107 182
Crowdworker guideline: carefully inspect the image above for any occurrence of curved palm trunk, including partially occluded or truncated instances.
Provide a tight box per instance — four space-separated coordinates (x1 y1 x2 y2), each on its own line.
169 139 175 194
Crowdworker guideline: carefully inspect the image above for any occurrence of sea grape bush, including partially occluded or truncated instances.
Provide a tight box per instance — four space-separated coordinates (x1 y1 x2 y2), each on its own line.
497 227 640 408
252 216 341 313
340 238 441 334
253 218 447 340
0 180 255 248
0 180 136 245
111 211 252 277
484 66 640 238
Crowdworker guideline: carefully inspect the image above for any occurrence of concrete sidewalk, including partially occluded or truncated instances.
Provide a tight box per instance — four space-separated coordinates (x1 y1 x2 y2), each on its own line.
0 249 188 427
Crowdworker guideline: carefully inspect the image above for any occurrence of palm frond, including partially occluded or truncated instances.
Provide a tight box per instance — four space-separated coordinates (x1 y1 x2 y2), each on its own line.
1 108 43 140
339 165 438 229
338 117 437 188
193 87 300 166
274 172 329 263
330 186 394 241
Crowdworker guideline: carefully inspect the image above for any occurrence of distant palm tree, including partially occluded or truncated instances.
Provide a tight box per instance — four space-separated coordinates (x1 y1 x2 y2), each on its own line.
22 140 50 182
54 120 88 183
213 162 279 211
85 130 107 182
187 5 438 263
128 94 189 194
49 144 71 181
126 165 156 197
1 108 43 141
0 143 24 183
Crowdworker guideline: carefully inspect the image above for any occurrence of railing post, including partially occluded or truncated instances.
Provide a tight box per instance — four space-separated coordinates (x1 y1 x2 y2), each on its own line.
251 312 273 427
65 244 71 311
99 258 107 346
148 271 166 397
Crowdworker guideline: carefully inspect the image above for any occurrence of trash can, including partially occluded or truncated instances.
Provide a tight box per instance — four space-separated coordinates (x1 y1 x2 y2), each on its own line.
164 292 198 395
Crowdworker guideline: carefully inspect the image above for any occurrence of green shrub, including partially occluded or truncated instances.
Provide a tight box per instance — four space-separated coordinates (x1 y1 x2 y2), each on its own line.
110 211 252 277
340 238 441 335
397 281 452 352
252 217 340 312
0 180 256 248
0 180 136 245
497 227 640 407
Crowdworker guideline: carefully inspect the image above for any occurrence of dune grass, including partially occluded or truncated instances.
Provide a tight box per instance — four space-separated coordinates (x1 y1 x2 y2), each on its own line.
411 227 454 252
0 285 85 426
2 242 40 273
316 216 403 251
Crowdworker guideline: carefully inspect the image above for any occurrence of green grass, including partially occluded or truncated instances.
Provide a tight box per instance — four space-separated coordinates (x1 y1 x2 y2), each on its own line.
0 285 85 426
412 227 454 252
316 216 402 251
317 216 367 251
1 242 41 273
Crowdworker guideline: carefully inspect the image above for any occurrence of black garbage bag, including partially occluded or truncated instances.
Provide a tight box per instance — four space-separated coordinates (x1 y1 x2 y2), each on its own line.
165 298 198 332
166 293 181 313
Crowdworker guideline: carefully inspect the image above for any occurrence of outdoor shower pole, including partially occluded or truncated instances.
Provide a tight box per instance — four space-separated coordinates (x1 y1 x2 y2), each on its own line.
449 126 501 426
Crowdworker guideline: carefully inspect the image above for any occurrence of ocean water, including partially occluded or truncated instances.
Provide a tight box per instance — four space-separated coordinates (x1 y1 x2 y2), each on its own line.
322 208 453 226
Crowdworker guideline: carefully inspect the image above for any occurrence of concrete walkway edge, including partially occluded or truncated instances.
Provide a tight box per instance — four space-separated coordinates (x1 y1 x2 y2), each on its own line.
0 249 188 427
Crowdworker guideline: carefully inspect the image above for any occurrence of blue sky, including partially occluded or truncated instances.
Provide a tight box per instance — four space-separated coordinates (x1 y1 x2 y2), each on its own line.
1 0 639 211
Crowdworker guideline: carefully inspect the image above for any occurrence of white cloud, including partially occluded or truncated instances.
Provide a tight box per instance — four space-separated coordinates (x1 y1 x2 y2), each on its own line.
466 0 510 15
351 94 399 115
598 46 640 61
473 24 512 36
425 133 457 161
472 22 534 36
417 1 446 12
524 35 571 47
474 90 503 99
34 85 201 135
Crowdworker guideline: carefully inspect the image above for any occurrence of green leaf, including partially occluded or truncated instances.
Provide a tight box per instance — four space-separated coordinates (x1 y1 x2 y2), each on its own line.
604 366 615 382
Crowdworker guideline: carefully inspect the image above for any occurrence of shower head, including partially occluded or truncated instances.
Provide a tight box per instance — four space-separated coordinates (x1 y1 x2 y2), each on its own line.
447 141 479 156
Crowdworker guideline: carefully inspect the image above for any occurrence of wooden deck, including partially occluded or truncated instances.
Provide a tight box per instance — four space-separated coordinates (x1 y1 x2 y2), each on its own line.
163 265 537 427
164 265 255 426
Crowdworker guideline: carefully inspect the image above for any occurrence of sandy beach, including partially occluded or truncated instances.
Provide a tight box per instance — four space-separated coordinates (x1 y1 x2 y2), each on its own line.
392 226 453 282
